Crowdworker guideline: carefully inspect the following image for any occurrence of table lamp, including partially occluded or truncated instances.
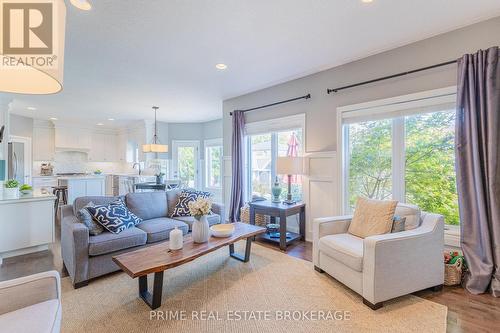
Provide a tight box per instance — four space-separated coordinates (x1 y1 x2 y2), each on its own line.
277 156 304 204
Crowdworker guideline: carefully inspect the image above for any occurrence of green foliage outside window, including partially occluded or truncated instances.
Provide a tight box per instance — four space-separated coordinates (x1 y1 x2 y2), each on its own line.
348 110 459 225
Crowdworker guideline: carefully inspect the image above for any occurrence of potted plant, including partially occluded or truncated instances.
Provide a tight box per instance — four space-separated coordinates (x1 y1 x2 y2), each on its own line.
188 197 213 243
20 184 33 195
4 179 20 199
155 172 165 185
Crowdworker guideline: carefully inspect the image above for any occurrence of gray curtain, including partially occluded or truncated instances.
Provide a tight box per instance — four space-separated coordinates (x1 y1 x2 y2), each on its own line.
456 46 500 296
229 111 245 222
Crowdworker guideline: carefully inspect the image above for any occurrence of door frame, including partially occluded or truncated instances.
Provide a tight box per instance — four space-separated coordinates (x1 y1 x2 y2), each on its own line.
9 135 32 185
171 140 201 188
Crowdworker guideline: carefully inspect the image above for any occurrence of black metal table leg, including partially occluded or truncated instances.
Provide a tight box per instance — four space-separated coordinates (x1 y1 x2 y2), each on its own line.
229 238 252 262
138 271 164 310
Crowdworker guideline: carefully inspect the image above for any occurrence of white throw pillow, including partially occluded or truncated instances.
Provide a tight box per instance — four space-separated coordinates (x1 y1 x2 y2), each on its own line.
394 203 421 230
348 197 398 238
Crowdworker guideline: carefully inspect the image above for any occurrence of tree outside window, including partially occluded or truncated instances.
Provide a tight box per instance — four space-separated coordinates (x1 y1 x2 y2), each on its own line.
346 109 459 225
206 145 222 188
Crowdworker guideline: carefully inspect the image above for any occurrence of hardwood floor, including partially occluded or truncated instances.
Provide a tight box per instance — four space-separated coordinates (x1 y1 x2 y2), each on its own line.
256 239 500 333
1 228 498 333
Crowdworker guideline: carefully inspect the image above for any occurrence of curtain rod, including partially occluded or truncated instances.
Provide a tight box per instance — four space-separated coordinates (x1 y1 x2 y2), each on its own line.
230 94 311 116
327 60 457 94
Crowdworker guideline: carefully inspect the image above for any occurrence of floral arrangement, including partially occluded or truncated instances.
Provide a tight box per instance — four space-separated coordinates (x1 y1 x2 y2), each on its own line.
188 197 212 221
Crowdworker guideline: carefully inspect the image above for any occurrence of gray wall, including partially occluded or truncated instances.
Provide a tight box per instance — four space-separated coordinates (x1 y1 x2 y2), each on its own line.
155 120 223 159
223 16 500 154
9 114 33 138
203 119 223 140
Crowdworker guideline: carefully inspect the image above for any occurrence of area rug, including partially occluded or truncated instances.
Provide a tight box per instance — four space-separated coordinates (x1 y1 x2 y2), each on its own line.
61 242 447 333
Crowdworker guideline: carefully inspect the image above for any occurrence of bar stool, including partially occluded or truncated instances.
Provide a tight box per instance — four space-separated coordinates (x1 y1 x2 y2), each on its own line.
52 186 68 216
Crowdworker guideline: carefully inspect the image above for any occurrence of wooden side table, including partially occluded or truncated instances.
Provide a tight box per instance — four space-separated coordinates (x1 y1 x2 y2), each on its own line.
249 200 305 251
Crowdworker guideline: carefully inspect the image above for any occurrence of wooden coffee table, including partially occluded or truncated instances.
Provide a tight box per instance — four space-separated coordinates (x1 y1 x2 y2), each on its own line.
112 222 265 309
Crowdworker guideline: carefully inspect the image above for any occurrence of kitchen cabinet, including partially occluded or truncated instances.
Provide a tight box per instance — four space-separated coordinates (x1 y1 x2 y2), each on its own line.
55 127 91 151
33 126 55 161
0 194 56 264
116 132 127 162
32 176 58 191
59 176 105 203
88 133 118 162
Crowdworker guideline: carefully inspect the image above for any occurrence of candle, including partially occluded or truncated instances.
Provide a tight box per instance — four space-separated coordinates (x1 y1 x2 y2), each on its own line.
169 227 183 250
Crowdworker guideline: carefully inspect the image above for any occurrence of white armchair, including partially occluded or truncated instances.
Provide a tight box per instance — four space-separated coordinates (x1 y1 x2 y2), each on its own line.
0 271 62 333
313 209 444 310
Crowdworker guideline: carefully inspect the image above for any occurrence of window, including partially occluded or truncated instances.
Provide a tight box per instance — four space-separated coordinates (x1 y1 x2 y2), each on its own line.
404 111 458 225
342 88 459 225
247 128 303 201
347 119 393 207
205 139 222 189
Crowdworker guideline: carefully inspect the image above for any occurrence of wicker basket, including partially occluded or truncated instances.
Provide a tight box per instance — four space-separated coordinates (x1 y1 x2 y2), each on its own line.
240 204 268 227
444 257 464 286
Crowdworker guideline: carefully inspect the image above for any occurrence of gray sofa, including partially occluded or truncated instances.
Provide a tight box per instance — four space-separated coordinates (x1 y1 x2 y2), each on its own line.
61 190 225 288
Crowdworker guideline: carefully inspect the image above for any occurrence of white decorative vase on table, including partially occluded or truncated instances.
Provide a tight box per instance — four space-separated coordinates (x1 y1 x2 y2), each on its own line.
192 215 210 243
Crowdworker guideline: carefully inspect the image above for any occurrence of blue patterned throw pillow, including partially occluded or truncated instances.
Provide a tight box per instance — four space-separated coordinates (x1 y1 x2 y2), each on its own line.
171 189 212 217
86 199 142 234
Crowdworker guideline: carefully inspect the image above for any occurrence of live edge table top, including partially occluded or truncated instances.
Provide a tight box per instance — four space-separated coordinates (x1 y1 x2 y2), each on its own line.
112 222 266 278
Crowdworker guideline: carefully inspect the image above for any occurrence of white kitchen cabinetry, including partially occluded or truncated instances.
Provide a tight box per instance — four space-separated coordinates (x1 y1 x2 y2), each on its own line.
89 133 118 162
0 194 56 263
116 132 127 162
55 126 92 151
33 126 55 161
59 177 105 203
32 176 58 192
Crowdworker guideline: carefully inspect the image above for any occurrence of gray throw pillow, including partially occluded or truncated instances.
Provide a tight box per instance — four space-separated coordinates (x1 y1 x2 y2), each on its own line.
76 202 104 236
391 215 406 233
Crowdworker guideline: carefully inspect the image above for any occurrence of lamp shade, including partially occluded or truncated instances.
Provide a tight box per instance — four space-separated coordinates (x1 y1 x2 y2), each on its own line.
277 156 304 175
142 143 168 153
70 0 91 11
0 0 66 94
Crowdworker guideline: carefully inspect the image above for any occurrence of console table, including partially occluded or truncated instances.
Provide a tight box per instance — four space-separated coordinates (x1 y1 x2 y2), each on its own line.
249 200 305 251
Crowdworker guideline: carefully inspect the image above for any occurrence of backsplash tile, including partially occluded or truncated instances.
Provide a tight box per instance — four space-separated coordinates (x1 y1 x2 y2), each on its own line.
33 151 125 175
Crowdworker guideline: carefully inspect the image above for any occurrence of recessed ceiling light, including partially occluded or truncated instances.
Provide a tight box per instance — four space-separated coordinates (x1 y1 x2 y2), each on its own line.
96 123 104 126
50 117 58 121
215 63 227 70
108 118 115 121
27 106 36 110
70 0 92 11
361 0 373 3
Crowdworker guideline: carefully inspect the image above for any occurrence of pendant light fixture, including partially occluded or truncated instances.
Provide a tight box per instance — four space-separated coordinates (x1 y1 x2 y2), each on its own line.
143 106 168 153
70 0 92 11
0 0 66 94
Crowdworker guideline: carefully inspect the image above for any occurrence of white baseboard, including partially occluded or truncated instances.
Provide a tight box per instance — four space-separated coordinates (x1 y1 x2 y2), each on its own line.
0 244 50 263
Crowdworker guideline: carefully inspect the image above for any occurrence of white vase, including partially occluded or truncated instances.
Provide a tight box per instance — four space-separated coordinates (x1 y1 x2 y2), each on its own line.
192 215 210 243
3 187 19 199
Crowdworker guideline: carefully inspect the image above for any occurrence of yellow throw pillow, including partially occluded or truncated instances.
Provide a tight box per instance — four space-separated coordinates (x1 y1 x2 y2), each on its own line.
348 197 398 238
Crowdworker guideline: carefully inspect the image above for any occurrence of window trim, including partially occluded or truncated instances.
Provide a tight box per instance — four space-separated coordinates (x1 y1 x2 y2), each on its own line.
204 138 223 190
337 86 460 245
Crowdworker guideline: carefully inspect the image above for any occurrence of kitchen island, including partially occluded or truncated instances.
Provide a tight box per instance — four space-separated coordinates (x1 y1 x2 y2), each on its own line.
58 175 106 203
0 191 56 265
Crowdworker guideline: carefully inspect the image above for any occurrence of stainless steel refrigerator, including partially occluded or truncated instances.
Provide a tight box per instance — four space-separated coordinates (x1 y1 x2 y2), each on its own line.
8 141 25 184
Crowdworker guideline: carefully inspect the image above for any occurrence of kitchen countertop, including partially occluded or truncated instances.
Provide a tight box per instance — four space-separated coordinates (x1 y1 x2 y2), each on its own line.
57 175 106 180
0 190 56 204
110 173 156 177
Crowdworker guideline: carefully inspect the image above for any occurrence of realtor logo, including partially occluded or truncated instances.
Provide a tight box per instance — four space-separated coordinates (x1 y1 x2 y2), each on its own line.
2 2 53 54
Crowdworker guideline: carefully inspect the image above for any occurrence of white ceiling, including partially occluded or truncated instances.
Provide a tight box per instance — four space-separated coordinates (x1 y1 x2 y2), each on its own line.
8 0 500 126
